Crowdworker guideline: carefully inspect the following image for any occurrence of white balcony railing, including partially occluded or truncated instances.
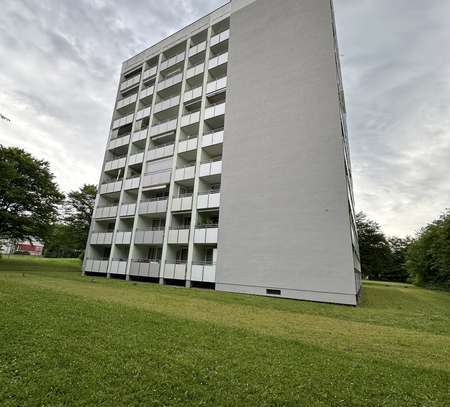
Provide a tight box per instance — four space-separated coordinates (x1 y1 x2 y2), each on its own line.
210 29 230 47
204 102 225 120
186 63 204 79
160 51 185 71
140 86 154 100
109 259 127 275
150 118 178 137
131 129 147 143
104 156 127 172
120 203 136 217
175 165 196 181
115 231 132 245
129 259 160 278
124 177 140 190
128 152 144 166
143 65 158 80
164 262 187 280
184 86 202 103
206 77 227 95
208 52 228 70
167 228 190 244
199 160 222 177
178 137 198 153
171 194 193 212
108 134 130 151
84 259 109 274
142 169 172 188
154 95 180 114
189 41 207 57
180 111 200 128
134 227 165 245
116 93 137 111
90 232 113 245
147 143 174 161
139 197 168 215
95 205 118 219
191 263 216 283
120 74 140 92
194 226 219 244
135 107 151 121
157 72 183 92
112 113 134 130
197 191 220 210
202 129 224 148
99 180 123 195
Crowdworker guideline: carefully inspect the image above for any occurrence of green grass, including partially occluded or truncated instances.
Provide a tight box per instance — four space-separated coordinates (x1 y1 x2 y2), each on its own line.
0 256 449 406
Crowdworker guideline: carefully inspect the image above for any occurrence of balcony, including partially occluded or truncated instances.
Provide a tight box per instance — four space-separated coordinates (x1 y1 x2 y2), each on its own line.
180 111 200 128
120 203 136 217
199 159 222 177
84 258 109 274
134 227 165 245
120 74 140 92
112 113 134 130
99 180 122 195
174 164 195 181
171 193 193 212
143 65 158 80
208 52 228 70
202 129 224 148
108 134 130 151
168 227 190 244
140 86 154 101
206 77 227 95
184 86 202 103
194 225 219 244
150 118 178 137
210 29 230 47
128 152 144 166
116 93 137 111
154 95 180 114
132 129 147 144
109 259 127 275
129 259 160 278
164 261 187 280
160 51 186 72
104 155 127 172
191 262 216 283
124 177 141 190
204 102 225 120
147 143 174 161
142 169 171 188
90 232 113 245
95 205 118 219
178 137 198 154
139 196 168 215
186 63 204 79
135 106 151 121
115 231 132 245
197 191 220 210
157 72 183 92
189 41 206 58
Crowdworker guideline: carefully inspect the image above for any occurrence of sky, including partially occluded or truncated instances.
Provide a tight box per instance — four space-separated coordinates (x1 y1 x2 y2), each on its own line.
0 0 449 237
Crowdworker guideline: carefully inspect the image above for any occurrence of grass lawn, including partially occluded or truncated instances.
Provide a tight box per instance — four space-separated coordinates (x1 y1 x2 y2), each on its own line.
0 256 449 406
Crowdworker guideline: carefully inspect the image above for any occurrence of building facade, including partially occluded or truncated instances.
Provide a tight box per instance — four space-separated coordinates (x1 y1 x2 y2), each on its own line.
83 0 361 305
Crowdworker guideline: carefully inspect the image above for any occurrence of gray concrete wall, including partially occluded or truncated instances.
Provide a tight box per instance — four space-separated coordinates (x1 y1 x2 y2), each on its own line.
216 0 357 305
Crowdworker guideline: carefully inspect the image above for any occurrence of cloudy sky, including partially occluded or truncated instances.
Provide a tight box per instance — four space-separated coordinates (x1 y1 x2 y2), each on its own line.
0 0 449 237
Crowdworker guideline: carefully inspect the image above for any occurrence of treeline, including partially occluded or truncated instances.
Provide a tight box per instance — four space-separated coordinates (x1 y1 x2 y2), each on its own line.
356 211 450 289
0 145 96 259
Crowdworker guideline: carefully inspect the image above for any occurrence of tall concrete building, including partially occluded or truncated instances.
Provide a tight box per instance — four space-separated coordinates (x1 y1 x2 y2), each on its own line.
83 0 361 305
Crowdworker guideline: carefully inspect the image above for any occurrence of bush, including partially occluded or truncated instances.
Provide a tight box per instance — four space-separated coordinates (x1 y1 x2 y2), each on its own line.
14 250 31 256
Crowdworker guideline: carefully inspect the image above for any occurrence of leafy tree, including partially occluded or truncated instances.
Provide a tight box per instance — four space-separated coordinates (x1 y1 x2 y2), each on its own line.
44 184 97 258
0 146 63 243
355 212 392 281
406 211 450 289
386 236 413 283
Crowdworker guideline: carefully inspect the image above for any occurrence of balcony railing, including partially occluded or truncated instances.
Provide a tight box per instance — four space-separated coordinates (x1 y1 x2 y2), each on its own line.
208 52 228 70
160 51 186 71
210 29 230 47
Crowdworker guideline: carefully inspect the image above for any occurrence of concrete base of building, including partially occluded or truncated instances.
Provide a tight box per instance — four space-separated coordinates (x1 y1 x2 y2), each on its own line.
215 283 358 306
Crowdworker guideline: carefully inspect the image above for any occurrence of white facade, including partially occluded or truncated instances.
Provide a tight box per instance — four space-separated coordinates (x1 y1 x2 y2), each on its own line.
84 0 361 305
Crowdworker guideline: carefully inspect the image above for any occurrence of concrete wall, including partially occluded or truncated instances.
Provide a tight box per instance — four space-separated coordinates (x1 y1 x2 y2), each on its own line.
216 0 357 305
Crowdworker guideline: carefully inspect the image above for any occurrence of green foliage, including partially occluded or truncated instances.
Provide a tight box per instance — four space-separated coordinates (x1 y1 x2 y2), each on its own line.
0 146 63 242
386 236 413 283
0 256 449 406
43 184 96 258
356 212 393 281
407 211 450 289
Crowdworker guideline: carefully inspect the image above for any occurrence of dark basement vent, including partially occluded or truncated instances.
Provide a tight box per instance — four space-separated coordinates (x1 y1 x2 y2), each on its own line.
266 289 281 295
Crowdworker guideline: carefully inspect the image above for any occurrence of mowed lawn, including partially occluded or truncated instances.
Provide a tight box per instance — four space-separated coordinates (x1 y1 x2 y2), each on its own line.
0 257 449 406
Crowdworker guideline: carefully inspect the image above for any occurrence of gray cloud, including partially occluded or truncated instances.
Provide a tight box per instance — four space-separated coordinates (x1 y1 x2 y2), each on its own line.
0 0 449 237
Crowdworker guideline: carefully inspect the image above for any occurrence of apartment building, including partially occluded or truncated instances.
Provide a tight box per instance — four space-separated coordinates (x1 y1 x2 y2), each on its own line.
83 0 361 305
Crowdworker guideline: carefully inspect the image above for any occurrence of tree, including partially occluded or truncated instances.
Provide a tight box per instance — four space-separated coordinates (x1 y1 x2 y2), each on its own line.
0 146 63 243
406 211 450 289
386 236 413 283
64 184 97 250
355 212 392 281
43 184 97 258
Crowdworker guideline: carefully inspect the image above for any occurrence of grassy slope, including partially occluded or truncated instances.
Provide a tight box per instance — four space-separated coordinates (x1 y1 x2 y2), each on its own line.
0 256 449 406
